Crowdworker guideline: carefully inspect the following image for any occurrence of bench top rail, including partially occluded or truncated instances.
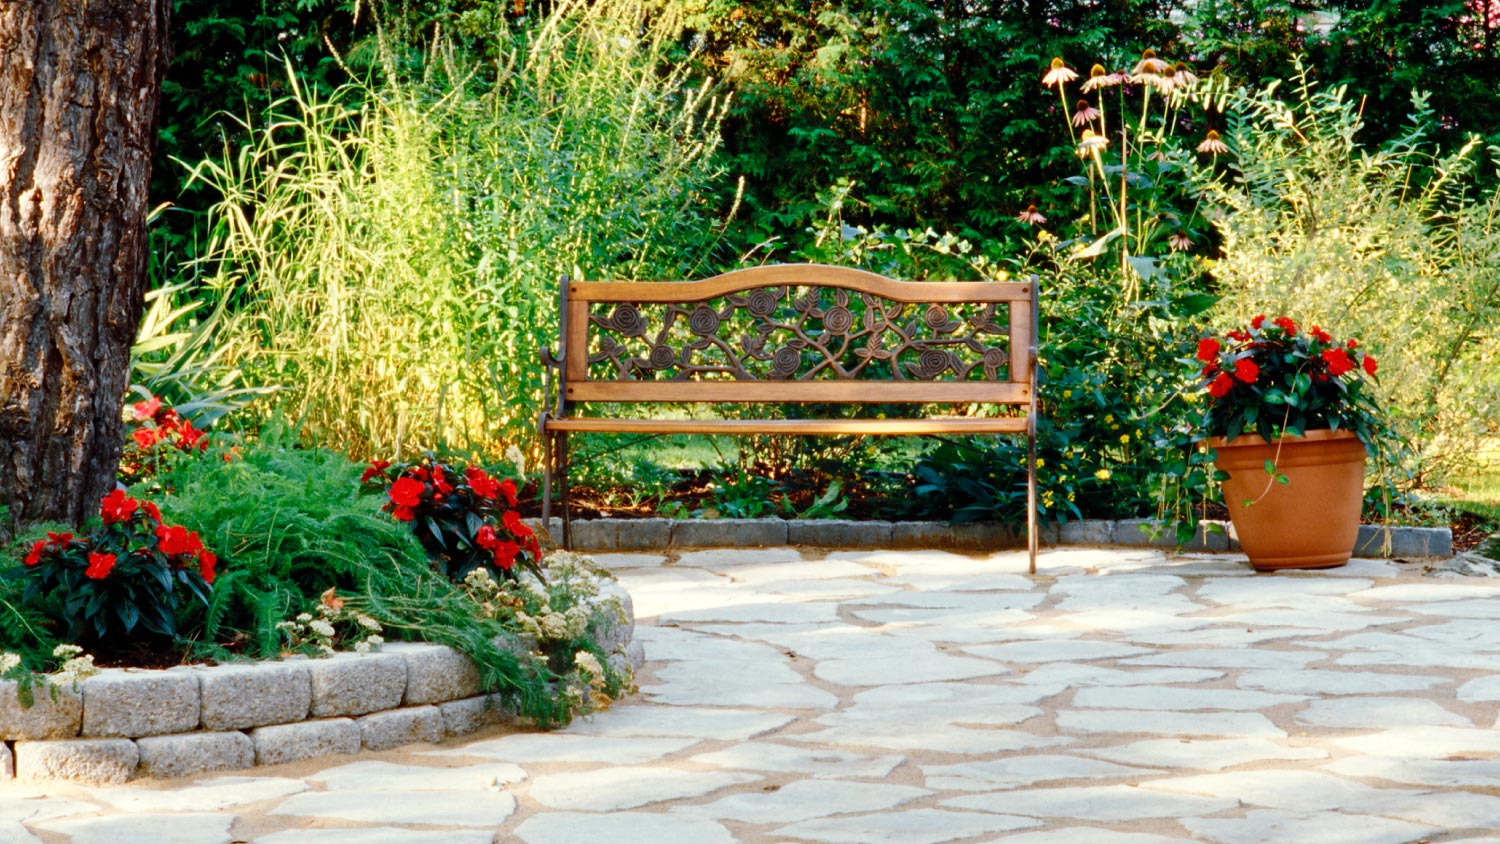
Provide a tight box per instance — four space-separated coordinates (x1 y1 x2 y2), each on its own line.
556 264 1037 404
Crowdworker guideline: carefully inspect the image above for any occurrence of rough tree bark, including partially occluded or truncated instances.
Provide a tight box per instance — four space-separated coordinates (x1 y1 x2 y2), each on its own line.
0 0 170 527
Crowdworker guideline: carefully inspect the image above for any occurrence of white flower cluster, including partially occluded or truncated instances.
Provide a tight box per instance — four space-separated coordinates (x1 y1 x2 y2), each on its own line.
49 644 99 685
0 652 21 674
276 600 384 657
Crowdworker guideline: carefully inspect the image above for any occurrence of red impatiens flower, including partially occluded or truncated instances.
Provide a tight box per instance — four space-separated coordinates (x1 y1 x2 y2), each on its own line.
432 466 454 495
502 510 533 539
1207 371 1234 398
492 541 521 571
100 489 139 525
1196 337 1221 363
361 460 392 483
475 524 499 550
47 532 75 547
1322 348 1355 376
133 427 159 449
466 466 500 501
392 505 415 522
1233 358 1260 383
1363 354 1378 376
198 549 217 585
85 552 116 580
155 524 203 557
130 396 162 421
1310 326 1332 344
176 420 207 451
1250 315 1267 329
499 478 519 508
142 501 163 524
24 540 46 566
1272 316 1298 334
389 477 425 509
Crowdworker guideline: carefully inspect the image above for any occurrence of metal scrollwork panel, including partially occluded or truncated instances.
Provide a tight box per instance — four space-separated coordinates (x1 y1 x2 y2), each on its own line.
587 286 1012 382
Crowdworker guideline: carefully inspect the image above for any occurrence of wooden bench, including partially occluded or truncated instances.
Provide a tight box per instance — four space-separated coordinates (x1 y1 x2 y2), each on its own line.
537 263 1042 572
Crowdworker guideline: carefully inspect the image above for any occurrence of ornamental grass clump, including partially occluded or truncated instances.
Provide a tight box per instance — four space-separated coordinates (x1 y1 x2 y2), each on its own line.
16 490 217 652
1193 316 1386 449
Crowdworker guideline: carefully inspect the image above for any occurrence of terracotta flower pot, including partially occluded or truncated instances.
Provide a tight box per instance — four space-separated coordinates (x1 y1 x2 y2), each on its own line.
1207 428 1367 572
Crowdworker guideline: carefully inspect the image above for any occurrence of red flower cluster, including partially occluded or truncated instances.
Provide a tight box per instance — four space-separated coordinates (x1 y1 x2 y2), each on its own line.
1197 316 1379 402
20 492 219 584
128 397 208 453
362 455 540 582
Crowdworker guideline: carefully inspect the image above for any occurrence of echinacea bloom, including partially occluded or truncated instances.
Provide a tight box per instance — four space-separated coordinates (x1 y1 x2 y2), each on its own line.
1196 130 1229 154
1016 204 1047 225
1077 129 1108 152
1132 48 1170 76
100 489 138 525
1041 57 1078 88
1080 63 1125 92
85 552 116 580
1173 62 1199 86
1169 232 1193 251
1196 337 1221 362
1234 358 1260 383
1071 100 1101 127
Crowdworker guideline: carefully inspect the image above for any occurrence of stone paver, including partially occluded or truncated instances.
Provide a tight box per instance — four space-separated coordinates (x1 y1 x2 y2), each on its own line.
8 546 1499 844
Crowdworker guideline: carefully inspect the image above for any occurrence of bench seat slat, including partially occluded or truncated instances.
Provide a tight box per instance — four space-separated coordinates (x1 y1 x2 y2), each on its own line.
544 417 1029 435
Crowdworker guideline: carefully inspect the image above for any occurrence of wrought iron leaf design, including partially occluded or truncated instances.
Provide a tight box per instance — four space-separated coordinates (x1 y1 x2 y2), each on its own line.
588 286 1012 382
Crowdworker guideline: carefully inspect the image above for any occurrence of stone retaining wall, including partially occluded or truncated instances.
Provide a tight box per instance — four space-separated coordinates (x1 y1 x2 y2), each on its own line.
553 517 1454 558
0 583 642 785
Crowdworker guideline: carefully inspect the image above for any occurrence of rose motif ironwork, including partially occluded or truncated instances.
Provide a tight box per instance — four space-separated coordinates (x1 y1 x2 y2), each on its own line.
770 346 801 377
688 305 720 336
823 306 854 335
648 344 677 370
746 288 779 318
609 304 646 336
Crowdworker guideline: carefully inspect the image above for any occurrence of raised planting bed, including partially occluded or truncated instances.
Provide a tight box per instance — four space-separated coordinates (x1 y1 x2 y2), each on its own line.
0 582 641 784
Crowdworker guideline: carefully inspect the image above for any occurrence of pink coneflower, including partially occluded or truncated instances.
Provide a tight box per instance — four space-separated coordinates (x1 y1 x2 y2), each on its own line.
1016 205 1047 225
1132 49 1170 76
1071 100 1101 127
1196 129 1229 154
1169 232 1193 251
1042 57 1078 88
1077 129 1108 153
1080 63 1125 92
1173 62 1199 87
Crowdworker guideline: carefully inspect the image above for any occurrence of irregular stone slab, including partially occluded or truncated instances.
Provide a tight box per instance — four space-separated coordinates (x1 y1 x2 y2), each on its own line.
1238 668 1447 696
773 809 1039 844
1056 710 1286 738
192 661 310 731
789 724 1071 755
80 669 199 738
1080 737 1327 771
1183 809 1438 844
427 733 698 763
659 600 842 625
997 831 1197 844
0 680 81 740
1317 557 1401 577
754 578 901 601
528 766 759 811
1211 608 1409 632
14 738 137 784
921 754 1156 791
1142 770 1402 811
1072 686 1307 711
256 830 495 844
1460 675 1500 702
310 760 524 791
1337 649 1500 671
1 741 10 779
678 778 930 823
515 812 735 844
250 718 360 766
33 813 233 844
271 789 517 826
1196 576 1373 607
1406 598 1500 619
1331 725 1500 758
377 642 482 705
306 652 407 717
1122 649 1324 670
590 552 668 569
849 681 1060 709
851 609 1038 640
965 640 1155 664
854 590 1043 610
561 706 793 740
357 705 443 750
698 557 882 586
816 643 1014 686
0 794 102 825
1355 583 1500 603
136 731 254 779
1040 608 1209 637
1296 697 1471 728
92 775 306 812
1324 755 1500 788
1404 619 1500 650
688 741 903 779
1050 573 1189 604
675 547 806 567
1021 663 1224 687
1350 790 1500 829
945 785 1236 821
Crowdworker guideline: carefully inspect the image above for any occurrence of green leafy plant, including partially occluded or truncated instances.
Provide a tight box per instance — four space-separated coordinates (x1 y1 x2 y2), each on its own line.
14 491 217 651
361 453 542 583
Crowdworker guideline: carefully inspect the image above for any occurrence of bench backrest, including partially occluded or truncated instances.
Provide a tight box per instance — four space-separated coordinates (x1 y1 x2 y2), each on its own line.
555 264 1037 407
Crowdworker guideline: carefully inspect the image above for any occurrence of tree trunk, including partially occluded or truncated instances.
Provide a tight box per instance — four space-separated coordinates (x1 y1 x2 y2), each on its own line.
0 0 170 528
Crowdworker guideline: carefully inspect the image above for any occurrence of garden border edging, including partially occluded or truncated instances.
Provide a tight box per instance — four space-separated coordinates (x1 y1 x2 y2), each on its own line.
0 582 642 785
551 517 1453 558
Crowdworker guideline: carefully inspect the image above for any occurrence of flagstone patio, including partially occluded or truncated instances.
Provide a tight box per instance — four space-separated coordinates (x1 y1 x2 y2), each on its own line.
7 546 1500 844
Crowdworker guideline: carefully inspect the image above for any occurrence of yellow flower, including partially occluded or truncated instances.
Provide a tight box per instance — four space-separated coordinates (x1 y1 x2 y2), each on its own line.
1063 389 1073 399
1095 468 1111 481
1119 433 1131 444
1104 414 1114 423
1035 458 1045 469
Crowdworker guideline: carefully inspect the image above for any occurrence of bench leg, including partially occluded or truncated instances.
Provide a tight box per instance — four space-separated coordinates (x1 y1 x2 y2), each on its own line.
1027 428 1038 575
541 427 554 531
558 430 572 551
